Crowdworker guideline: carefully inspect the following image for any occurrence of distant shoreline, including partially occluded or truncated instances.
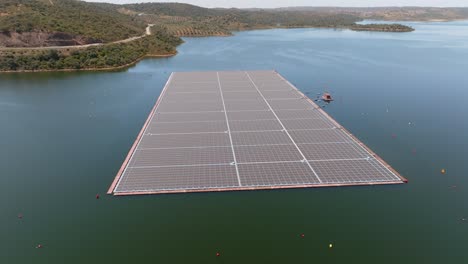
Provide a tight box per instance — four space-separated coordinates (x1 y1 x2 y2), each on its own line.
359 18 468 23
2 0 467 74
0 21 440 74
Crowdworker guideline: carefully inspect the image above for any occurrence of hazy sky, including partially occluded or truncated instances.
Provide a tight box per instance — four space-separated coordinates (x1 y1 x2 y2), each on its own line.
85 0 468 8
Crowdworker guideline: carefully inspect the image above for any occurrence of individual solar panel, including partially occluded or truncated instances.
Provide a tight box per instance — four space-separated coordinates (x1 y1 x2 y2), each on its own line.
234 145 303 163
154 112 225 123
281 118 334 130
139 133 230 148
262 90 303 100
229 119 283 132
256 83 292 91
289 129 351 144
275 109 323 120
237 162 320 187
222 91 262 101
163 92 221 101
227 110 276 121
219 86 256 92
309 159 398 184
158 100 223 112
268 99 315 110
117 165 239 192
169 84 219 93
108 70 406 196
224 100 270 111
147 120 227 134
231 131 294 146
169 85 219 92
128 147 234 167
298 142 369 161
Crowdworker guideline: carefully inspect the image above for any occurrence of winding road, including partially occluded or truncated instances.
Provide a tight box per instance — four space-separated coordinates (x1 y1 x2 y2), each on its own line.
0 24 155 51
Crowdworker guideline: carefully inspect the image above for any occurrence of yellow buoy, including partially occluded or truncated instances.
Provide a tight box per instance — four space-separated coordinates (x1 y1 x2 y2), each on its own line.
441 169 446 174
329 243 333 248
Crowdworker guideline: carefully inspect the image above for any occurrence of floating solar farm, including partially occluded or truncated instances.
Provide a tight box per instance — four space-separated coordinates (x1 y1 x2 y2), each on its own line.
108 70 407 195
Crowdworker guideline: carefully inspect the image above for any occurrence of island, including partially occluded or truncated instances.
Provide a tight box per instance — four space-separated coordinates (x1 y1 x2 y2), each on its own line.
350 24 415 32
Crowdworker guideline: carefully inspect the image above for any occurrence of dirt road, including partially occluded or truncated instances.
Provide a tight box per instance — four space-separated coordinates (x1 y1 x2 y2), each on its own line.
0 24 154 51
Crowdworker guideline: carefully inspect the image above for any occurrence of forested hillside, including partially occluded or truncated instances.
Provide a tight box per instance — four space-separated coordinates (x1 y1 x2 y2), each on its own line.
0 0 145 46
0 26 181 71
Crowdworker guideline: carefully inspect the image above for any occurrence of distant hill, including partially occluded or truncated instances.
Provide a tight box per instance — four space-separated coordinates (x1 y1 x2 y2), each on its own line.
272 7 468 21
122 3 362 37
122 2 223 18
0 0 145 47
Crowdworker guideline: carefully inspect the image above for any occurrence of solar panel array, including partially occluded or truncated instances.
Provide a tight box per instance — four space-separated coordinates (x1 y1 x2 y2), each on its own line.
109 70 405 195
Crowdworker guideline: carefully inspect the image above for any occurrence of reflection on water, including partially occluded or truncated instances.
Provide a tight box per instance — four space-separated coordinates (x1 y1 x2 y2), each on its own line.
1 21 468 264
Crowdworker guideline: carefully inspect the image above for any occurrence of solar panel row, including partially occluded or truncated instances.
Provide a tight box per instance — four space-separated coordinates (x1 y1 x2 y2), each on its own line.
108 70 405 195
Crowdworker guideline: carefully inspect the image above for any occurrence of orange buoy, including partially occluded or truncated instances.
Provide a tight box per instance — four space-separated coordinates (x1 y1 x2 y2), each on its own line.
216 252 220 257
441 169 446 174
36 244 42 249
96 194 100 199
18 214 23 219
300 233 305 238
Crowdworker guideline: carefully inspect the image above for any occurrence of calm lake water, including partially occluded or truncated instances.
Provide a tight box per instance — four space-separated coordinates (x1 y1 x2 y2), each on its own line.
1 21 468 263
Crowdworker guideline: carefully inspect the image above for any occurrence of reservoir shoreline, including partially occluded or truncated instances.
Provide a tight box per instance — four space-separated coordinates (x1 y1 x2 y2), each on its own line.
0 53 176 74
0 23 415 74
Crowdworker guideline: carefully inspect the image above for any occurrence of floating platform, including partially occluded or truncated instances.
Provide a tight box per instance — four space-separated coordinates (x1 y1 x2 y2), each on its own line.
108 70 407 196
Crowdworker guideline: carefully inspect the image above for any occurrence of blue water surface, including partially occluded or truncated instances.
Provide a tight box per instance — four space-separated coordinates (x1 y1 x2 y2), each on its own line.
1 21 467 263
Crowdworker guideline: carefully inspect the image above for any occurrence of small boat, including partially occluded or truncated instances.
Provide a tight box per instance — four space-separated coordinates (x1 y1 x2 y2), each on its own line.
322 93 333 102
